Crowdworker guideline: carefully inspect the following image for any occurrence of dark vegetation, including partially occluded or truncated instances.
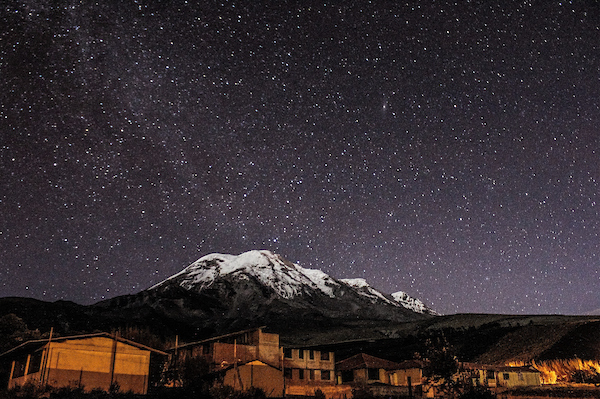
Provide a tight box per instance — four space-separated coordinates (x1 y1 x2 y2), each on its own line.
1 297 600 397
2 296 599 364
1 383 270 399
506 386 600 398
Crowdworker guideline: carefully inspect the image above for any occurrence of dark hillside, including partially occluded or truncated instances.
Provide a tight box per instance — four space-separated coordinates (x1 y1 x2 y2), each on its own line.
538 320 600 360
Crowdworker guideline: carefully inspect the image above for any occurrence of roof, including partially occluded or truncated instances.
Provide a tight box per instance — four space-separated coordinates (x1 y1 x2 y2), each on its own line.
460 362 539 373
170 326 268 351
397 359 427 369
336 353 402 371
221 359 282 372
0 332 168 358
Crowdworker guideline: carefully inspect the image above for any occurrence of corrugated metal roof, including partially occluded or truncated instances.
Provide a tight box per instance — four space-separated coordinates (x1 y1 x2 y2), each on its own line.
460 362 539 373
0 332 168 358
170 326 267 351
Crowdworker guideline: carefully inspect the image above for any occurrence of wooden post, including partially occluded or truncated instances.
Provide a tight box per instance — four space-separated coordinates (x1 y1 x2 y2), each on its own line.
8 360 16 388
174 335 179 387
23 355 31 381
109 332 119 389
281 347 286 398
39 327 53 386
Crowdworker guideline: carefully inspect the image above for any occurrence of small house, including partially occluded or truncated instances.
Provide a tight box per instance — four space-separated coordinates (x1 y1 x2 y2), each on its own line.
395 359 426 387
1 332 167 394
460 363 542 388
336 353 402 386
222 360 284 397
335 353 411 397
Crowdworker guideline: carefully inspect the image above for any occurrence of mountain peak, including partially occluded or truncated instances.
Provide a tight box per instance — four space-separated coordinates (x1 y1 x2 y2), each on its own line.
153 250 339 299
152 250 437 316
392 291 439 315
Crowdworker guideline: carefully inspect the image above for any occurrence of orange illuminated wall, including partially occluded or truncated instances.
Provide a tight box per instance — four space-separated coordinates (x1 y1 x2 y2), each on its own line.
8 335 160 394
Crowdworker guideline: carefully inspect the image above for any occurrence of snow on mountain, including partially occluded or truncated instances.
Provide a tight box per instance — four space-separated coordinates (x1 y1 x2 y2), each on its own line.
392 291 439 315
341 278 437 315
152 250 437 315
153 250 340 299
340 278 398 306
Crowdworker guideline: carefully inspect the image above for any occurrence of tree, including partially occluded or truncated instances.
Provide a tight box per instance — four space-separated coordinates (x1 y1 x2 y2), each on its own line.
0 314 41 353
422 334 463 398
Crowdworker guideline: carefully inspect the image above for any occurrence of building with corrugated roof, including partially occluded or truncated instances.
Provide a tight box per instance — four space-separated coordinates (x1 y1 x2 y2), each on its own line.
1 332 167 394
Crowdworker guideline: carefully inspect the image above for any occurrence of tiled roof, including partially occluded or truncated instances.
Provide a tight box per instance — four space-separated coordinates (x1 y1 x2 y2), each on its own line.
397 359 427 369
336 353 401 371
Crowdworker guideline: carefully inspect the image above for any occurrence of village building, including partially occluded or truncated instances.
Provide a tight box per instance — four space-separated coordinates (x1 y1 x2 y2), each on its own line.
222 360 285 397
172 327 281 371
460 362 542 389
282 345 343 398
1 332 167 394
395 359 427 396
335 353 412 397
282 346 336 385
168 327 284 397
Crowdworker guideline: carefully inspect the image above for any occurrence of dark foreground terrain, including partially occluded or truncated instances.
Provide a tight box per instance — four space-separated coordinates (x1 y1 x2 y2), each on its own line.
1 296 599 366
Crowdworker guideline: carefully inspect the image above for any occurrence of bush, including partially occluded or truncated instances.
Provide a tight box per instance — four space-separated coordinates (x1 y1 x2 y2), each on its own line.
459 386 496 399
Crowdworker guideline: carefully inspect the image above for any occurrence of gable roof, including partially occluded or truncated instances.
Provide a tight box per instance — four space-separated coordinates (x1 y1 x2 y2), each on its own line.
397 359 426 369
336 353 401 371
0 332 168 358
171 326 268 351
221 359 282 372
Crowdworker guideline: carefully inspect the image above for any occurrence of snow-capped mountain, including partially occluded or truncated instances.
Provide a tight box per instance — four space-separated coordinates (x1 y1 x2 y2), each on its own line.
96 250 436 339
151 250 437 316
152 250 339 299
392 291 439 315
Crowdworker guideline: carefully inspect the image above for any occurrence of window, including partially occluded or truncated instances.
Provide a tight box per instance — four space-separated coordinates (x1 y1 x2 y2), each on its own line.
368 368 380 380
321 370 331 380
321 351 330 361
518 373 524 381
284 368 292 379
341 370 354 383
28 352 43 374
503 373 510 380
310 370 315 380
299 349 304 359
299 369 305 380
284 348 292 359
309 350 315 360
486 370 495 380
11 357 27 379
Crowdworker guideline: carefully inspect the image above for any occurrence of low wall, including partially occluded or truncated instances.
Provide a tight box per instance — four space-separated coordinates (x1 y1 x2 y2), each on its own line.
286 384 353 399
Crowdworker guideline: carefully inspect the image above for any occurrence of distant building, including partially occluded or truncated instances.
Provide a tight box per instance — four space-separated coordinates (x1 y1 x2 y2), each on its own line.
172 327 281 371
282 346 336 385
282 346 341 398
1 332 167 394
223 360 284 397
168 327 284 397
335 353 412 397
170 328 342 398
460 362 542 388
336 353 401 385
395 359 427 385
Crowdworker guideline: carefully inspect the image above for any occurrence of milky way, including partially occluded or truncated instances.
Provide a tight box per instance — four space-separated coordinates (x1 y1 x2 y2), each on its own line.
1 1 599 315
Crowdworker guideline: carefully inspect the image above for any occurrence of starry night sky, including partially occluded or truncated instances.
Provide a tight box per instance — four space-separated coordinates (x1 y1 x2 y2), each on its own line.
1 1 599 315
